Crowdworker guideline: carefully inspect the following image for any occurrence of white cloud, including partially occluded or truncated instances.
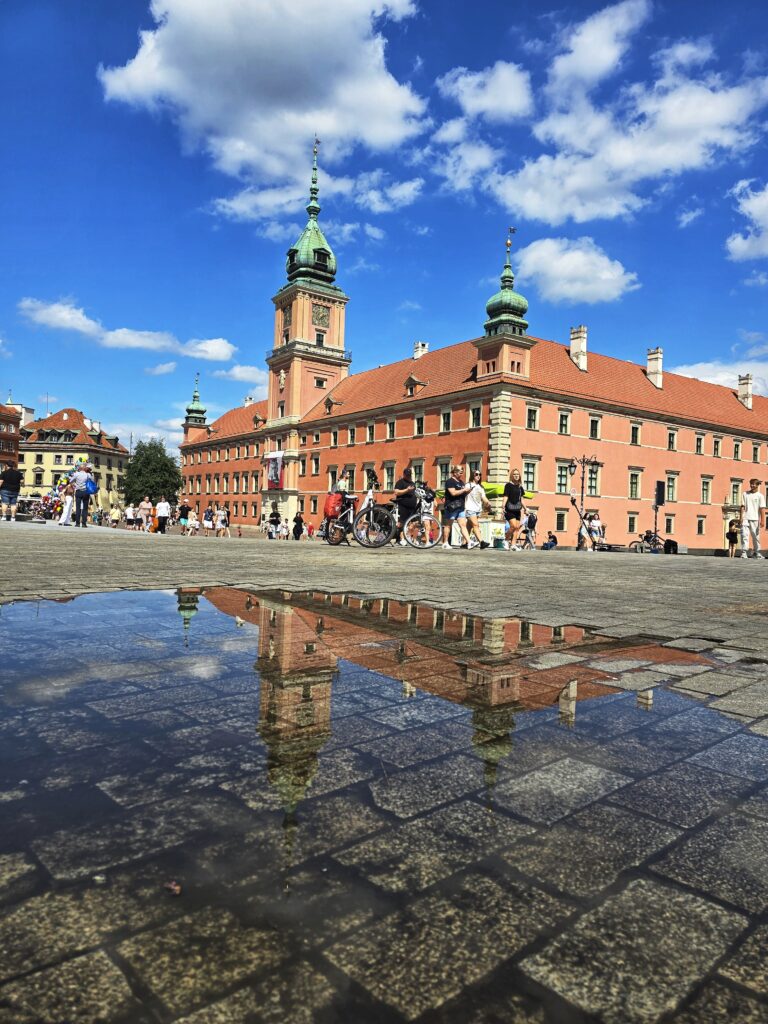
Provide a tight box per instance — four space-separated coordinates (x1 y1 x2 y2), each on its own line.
437 61 532 123
212 364 269 395
745 270 768 287
364 223 386 241
0 337 11 359
678 207 703 228
145 361 177 375
109 418 185 450
516 236 640 303
354 171 424 213
259 220 303 243
99 0 426 184
347 257 381 274
397 299 422 312
432 118 467 145
19 298 236 362
436 139 501 191
655 38 715 79
726 180 768 261
668 359 768 396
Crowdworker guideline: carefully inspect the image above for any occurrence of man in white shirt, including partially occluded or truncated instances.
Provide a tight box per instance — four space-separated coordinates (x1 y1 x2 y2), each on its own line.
155 496 171 534
741 478 766 559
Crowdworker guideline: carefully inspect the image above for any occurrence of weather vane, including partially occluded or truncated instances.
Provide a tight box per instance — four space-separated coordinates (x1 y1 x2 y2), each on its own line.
506 226 517 252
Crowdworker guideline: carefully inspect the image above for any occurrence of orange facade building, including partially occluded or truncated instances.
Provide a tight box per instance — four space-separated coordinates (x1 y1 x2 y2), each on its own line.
181 150 768 551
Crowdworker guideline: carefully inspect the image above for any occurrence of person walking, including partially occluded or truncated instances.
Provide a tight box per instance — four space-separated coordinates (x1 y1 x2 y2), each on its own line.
109 504 121 528
503 469 525 550
124 502 135 530
137 495 153 532
202 504 214 537
292 511 304 540
463 469 491 549
741 478 766 559
214 506 227 537
441 465 473 550
71 463 95 528
393 467 418 545
0 462 23 523
177 499 192 536
58 480 75 526
187 509 199 536
155 495 171 534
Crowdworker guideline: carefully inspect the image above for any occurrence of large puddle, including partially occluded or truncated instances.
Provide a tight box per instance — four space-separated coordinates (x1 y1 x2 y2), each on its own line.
1 589 767 1023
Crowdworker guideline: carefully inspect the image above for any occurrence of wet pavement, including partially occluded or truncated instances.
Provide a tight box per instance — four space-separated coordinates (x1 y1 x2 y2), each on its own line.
0 587 767 1023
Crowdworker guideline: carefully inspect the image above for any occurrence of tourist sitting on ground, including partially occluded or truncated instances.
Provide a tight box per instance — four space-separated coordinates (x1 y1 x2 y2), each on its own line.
542 531 558 550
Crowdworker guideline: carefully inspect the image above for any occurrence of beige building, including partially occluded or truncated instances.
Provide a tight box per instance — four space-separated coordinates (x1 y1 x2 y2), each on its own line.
19 407 129 509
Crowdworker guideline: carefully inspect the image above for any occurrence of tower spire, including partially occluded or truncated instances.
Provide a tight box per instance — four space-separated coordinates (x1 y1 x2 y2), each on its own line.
307 137 321 219
483 227 529 337
184 372 207 427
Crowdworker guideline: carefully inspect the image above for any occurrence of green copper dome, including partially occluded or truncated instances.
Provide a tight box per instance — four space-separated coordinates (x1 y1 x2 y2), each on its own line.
286 142 337 285
184 373 206 424
484 236 529 337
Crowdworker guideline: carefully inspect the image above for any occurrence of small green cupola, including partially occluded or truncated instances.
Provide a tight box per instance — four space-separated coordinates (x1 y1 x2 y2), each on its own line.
184 373 207 427
285 140 337 285
484 230 529 337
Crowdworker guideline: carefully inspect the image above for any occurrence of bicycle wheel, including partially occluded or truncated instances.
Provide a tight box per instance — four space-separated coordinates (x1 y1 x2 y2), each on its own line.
628 541 645 553
403 512 441 549
326 520 346 545
353 505 396 547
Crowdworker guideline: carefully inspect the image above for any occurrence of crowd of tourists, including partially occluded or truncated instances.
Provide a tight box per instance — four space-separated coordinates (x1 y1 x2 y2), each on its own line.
1 461 766 558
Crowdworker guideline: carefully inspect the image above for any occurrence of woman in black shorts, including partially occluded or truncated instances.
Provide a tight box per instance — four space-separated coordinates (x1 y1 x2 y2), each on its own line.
503 468 525 550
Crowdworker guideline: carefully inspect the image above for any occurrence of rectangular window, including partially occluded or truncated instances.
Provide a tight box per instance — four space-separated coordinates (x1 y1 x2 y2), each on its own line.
328 468 337 489
297 498 304 514
666 475 676 502
233 475 239 494
311 456 319 475
315 331 325 346
523 460 537 492
205 476 211 494
438 462 450 488
556 464 569 494
414 415 424 437
470 406 481 428
35 454 43 464
299 457 306 476
385 465 395 490
697 517 705 536
555 510 567 532
667 430 677 451
629 472 640 500
526 407 538 431
34 472 43 486
695 435 704 455
701 479 711 504
331 430 338 447
628 514 637 534
300 434 307 446
587 465 599 496
734 441 742 460
66 455 74 464
314 377 326 389
753 444 760 463
54 454 62 465
558 412 570 435
387 420 396 440
313 432 320 443
665 515 674 535
714 437 721 458
630 423 641 445
441 411 451 433
347 469 356 491
310 497 318 514
731 481 741 505
467 458 481 477
364 423 373 443
411 462 424 482
214 475 220 494
348 427 356 445
589 417 601 440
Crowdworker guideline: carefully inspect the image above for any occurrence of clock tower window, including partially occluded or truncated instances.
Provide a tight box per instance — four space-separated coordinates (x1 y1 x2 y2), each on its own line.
315 331 325 347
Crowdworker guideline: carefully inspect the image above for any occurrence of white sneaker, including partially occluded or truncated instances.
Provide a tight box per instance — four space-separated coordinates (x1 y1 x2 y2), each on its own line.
441 542 451 550
468 538 479 549
757 554 765 560
512 544 521 551
741 553 749 559
398 539 407 546
502 541 510 550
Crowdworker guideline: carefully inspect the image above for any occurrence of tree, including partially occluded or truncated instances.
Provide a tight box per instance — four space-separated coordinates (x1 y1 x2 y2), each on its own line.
123 439 183 505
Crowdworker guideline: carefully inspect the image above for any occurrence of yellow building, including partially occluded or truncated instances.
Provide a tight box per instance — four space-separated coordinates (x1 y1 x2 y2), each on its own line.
19 407 129 509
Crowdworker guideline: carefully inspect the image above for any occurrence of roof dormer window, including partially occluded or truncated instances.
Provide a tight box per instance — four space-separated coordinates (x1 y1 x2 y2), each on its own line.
315 249 328 265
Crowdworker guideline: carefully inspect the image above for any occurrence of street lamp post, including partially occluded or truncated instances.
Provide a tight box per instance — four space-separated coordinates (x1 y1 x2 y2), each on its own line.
568 455 602 549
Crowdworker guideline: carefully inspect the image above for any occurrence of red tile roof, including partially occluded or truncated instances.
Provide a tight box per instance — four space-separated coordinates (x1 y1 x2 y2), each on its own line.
21 408 129 453
300 336 768 435
205 400 268 442
0 404 20 421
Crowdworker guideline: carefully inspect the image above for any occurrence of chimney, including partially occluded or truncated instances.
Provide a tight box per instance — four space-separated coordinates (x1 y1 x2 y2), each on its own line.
646 347 663 388
738 373 753 410
243 395 253 407
413 340 429 360
569 325 587 371
83 416 92 429
92 420 100 432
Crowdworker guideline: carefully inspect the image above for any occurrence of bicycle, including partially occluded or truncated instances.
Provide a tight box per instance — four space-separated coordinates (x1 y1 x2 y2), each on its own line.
629 530 665 554
325 471 396 548
398 484 441 549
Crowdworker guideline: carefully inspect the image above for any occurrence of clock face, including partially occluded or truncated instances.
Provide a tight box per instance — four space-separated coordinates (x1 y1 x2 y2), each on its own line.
312 304 330 328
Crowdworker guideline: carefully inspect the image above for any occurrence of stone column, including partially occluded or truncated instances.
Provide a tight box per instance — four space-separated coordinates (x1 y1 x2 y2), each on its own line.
487 388 513 515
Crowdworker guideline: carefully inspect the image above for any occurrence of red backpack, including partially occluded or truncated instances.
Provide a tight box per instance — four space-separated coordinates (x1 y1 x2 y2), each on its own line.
323 492 344 519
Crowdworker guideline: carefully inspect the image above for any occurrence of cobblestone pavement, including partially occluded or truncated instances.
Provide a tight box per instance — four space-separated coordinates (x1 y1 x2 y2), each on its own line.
3 520 768 642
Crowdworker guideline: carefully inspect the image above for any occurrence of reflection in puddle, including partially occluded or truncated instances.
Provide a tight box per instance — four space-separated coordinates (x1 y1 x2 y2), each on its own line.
0 588 767 1023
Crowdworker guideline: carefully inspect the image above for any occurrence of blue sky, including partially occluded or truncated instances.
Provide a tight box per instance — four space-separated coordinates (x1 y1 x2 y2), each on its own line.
1 0 768 448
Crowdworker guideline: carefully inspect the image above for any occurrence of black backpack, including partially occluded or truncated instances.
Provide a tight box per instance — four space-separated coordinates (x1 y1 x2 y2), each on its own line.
526 512 537 531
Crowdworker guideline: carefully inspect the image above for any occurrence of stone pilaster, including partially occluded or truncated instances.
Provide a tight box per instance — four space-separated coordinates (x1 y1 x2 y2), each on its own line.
487 388 513 513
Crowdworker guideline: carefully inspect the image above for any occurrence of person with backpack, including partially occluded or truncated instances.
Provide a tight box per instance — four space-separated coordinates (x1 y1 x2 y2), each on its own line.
520 509 538 549
463 469 491 549
71 463 96 528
